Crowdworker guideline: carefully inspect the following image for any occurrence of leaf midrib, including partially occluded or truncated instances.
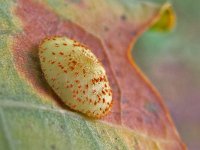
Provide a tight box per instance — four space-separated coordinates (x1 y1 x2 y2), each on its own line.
0 99 178 145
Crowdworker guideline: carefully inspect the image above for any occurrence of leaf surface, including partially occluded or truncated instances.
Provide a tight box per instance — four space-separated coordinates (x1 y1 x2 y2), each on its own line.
0 0 186 149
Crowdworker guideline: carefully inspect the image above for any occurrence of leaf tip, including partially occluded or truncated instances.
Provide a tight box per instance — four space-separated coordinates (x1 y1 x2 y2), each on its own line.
150 2 176 32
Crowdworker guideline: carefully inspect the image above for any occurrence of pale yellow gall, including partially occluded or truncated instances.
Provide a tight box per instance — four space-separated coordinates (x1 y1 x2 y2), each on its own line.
39 36 113 118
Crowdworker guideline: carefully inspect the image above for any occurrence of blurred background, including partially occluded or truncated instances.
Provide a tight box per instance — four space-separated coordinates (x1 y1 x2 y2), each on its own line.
133 0 200 149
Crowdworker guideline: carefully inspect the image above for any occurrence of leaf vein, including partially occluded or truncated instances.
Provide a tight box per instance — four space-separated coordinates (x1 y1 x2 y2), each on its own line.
0 108 15 150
